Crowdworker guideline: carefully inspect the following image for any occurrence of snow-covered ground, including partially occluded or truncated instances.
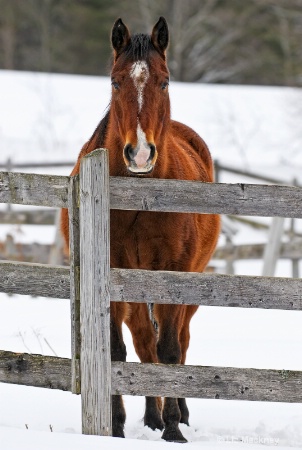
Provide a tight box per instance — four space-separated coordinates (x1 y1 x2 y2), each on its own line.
1 70 302 449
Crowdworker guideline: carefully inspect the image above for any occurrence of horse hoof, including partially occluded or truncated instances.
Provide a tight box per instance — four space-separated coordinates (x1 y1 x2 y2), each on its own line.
144 415 164 431
180 418 190 426
162 427 187 443
112 426 125 438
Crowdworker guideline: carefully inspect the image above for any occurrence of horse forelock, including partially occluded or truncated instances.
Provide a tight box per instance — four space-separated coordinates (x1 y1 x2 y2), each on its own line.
124 34 154 62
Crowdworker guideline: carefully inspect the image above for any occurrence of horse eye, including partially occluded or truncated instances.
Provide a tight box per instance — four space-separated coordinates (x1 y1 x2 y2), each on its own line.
161 81 169 90
112 81 119 90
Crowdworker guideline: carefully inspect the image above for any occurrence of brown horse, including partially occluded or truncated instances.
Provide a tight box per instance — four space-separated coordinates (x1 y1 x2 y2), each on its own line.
61 17 220 443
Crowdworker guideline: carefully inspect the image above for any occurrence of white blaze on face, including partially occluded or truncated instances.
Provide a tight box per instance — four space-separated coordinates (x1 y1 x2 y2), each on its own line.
130 60 149 112
128 61 152 172
133 123 150 169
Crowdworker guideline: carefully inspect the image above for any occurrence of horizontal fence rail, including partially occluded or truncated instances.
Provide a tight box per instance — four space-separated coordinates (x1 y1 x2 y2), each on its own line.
215 240 302 261
0 350 71 391
1 237 301 265
1 171 302 217
1 351 302 404
0 261 69 298
0 172 69 208
1 261 302 311
0 161 74 170
110 269 302 310
109 178 302 217
215 161 301 187
0 209 57 225
112 362 302 402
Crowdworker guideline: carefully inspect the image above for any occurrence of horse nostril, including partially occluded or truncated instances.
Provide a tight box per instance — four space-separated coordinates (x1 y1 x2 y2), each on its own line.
149 143 156 160
124 144 135 162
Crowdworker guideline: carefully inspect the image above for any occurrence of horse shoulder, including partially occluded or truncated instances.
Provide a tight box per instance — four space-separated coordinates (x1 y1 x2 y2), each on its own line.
170 120 214 181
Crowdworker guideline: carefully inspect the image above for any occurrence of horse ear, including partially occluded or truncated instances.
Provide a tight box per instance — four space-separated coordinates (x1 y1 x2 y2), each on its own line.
151 17 169 56
111 18 130 59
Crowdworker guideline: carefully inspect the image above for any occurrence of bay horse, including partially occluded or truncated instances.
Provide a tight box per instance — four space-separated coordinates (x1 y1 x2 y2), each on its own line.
61 17 220 443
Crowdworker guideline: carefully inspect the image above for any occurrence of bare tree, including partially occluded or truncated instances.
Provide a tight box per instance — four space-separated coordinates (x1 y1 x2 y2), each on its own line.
0 1 17 69
250 0 302 85
132 0 302 85
133 0 261 82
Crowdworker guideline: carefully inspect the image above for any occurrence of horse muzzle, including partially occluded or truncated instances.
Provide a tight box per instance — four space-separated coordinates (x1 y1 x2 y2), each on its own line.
123 142 157 175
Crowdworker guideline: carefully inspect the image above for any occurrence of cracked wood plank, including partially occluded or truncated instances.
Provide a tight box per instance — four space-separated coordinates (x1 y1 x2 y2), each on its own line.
1 352 302 404
0 172 69 207
0 350 71 391
112 362 302 402
109 178 302 218
0 262 302 311
1 171 301 217
0 260 69 298
80 149 112 436
68 175 81 394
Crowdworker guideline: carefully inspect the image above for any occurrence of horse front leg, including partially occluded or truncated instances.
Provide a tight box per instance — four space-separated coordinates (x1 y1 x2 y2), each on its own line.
154 304 187 443
125 302 164 431
111 304 127 438
177 305 199 426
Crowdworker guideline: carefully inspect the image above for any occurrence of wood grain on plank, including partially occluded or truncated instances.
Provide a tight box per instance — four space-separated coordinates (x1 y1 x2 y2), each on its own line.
1 351 302 404
0 172 69 207
0 350 71 391
1 170 301 217
0 261 302 311
80 149 112 436
109 177 302 218
112 362 302 402
0 260 69 298
110 269 302 310
68 175 81 394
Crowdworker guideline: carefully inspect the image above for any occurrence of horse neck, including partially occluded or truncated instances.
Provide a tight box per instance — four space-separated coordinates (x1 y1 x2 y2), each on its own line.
105 111 129 176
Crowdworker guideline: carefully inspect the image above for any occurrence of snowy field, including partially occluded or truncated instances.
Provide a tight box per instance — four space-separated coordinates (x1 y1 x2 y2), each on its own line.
1 70 302 449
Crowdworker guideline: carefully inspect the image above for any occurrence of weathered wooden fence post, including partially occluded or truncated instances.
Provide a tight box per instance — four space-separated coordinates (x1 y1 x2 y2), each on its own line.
80 148 112 436
69 175 81 394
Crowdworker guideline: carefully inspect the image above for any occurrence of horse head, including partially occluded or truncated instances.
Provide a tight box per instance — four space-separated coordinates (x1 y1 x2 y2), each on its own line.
111 17 170 175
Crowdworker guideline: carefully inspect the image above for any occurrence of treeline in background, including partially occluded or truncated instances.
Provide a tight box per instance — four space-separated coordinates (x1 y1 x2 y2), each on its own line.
1 0 302 86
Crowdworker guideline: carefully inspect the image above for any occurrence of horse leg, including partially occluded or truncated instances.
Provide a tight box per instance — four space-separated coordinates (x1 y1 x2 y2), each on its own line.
111 303 127 438
177 305 199 426
154 304 187 443
125 303 164 431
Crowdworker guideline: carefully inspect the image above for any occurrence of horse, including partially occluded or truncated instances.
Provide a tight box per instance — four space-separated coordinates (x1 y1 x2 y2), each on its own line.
61 17 220 443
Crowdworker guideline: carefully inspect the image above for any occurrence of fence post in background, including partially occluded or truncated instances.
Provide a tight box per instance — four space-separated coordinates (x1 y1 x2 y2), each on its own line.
6 158 12 212
290 218 299 278
68 175 81 394
225 236 235 275
262 217 285 277
214 160 220 183
290 178 299 278
80 149 112 436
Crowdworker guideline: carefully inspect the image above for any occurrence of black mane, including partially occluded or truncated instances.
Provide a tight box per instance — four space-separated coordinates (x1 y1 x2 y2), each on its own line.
85 108 110 150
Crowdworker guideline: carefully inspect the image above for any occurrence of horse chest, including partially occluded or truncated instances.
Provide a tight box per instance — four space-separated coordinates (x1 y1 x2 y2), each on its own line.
110 211 195 270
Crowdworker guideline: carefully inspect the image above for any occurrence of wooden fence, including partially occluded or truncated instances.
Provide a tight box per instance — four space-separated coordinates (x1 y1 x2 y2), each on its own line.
1 157 301 273
1 149 302 437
